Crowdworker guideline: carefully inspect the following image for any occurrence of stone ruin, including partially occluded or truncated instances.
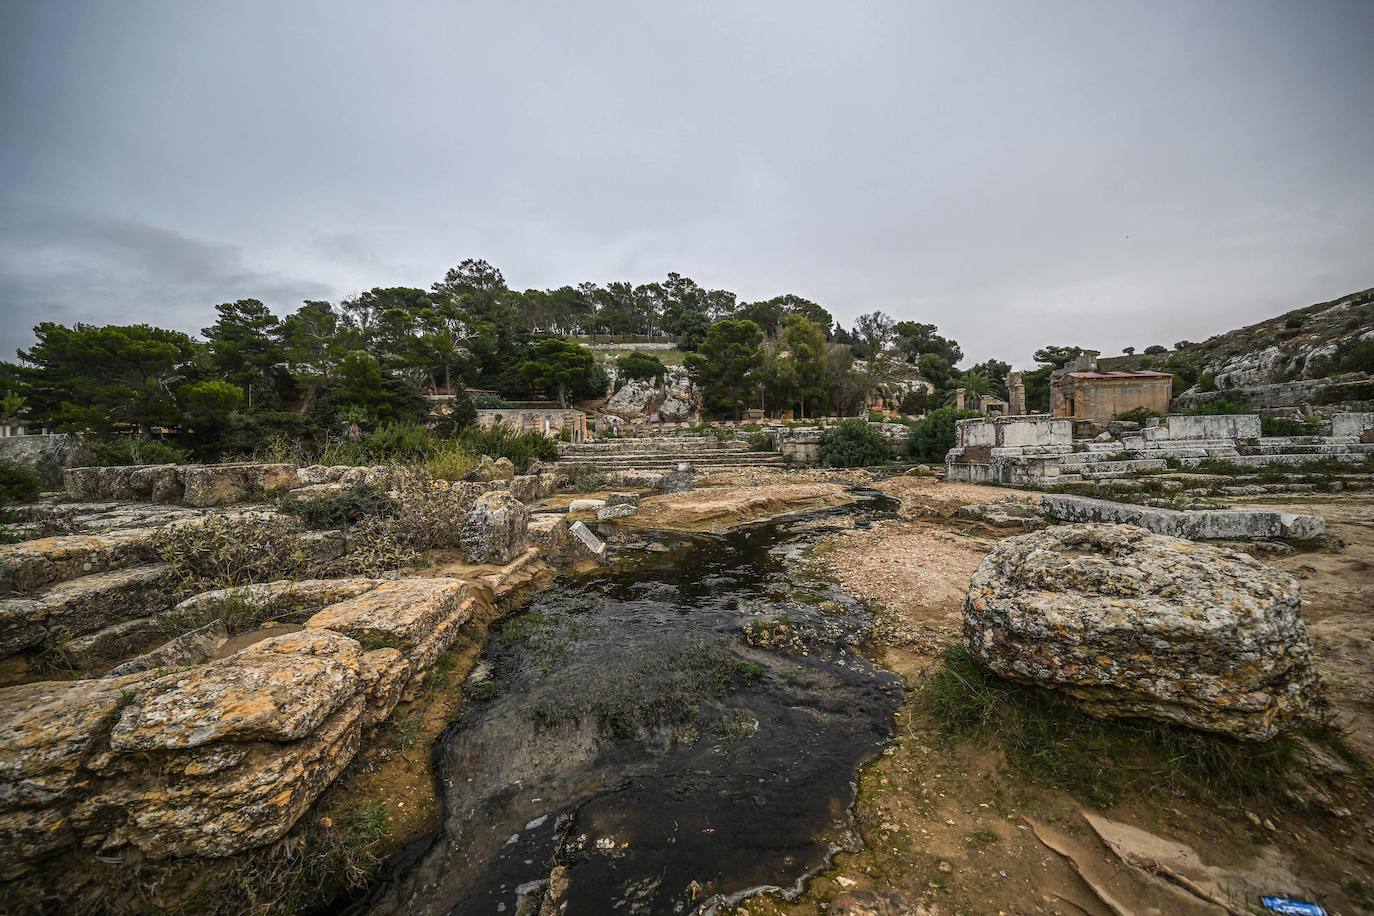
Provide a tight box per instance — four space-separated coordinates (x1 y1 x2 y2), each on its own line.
0 457 621 881
963 524 1318 741
945 411 1374 488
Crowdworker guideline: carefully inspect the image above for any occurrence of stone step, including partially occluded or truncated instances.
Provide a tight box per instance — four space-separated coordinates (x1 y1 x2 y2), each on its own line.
0 531 160 595
1178 452 1370 469
0 562 172 660
1235 443 1366 456
558 456 785 469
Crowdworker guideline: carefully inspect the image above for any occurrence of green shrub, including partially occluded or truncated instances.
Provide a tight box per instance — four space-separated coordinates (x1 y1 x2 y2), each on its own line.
1189 399 1248 416
745 431 776 452
1112 406 1162 425
456 424 558 471
616 351 668 384
87 436 189 466
0 460 41 505
818 418 891 468
363 423 435 461
1284 315 1306 329
152 514 310 597
1260 415 1317 437
278 483 398 529
423 441 478 481
907 407 980 464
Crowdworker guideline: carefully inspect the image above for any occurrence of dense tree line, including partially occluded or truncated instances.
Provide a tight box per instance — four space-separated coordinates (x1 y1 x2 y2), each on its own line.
0 256 1026 456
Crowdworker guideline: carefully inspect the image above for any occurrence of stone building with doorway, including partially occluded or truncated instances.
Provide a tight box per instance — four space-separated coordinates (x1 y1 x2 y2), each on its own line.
1050 352 1172 421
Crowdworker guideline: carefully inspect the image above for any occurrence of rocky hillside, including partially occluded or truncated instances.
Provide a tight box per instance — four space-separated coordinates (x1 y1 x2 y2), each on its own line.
1099 286 1374 410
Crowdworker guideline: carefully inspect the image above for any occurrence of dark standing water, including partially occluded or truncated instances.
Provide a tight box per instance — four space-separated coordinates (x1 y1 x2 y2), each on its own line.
362 491 904 916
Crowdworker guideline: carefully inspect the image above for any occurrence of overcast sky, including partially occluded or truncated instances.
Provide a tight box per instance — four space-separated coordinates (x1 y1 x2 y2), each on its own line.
2 0 1371 368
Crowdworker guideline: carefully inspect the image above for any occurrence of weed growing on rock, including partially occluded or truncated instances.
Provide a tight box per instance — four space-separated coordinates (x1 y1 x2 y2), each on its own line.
157 594 281 637
562 462 610 492
921 644 1332 808
153 514 310 597
278 483 398 529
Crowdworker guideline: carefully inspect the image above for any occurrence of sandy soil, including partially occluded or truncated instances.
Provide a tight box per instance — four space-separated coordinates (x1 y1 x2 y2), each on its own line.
719 478 1374 916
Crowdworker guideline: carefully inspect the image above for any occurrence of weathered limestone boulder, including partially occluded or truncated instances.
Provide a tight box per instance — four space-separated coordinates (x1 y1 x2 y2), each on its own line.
459 491 529 564
604 492 640 508
604 378 660 419
34 563 170 641
596 504 638 521
0 676 144 876
180 463 298 507
107 620 229 676
73 693 367 859
128 464 181 502
167 578 383 626
952 499 1047 531
467 455 516 483
567 498 606 512
963 524 1318 740
509 472 560 503
110 630 366 751
65 616 163 667
0 561 171 660
0 626 413 873
606 468 668 489
1040 494 1327 541
657 395 692 422
0 531 156 595
63 466 139 501
526 514 569 556
305 578 471 666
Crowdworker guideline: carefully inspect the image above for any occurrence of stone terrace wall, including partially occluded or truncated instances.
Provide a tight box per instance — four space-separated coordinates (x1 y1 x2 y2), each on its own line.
65 463 300 507
1149 414 1261 441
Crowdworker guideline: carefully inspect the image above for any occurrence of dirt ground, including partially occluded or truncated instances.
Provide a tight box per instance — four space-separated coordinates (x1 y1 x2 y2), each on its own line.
718 477 1374 916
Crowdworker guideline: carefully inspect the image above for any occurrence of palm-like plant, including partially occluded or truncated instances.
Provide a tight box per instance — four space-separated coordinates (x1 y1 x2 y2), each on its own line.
958 370 992 398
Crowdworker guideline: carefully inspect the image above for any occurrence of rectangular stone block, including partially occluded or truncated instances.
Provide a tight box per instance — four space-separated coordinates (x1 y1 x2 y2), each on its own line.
1040 494 1326 541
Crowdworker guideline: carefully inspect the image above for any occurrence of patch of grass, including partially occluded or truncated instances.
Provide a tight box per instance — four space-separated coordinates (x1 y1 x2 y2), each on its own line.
27 635 86 679
157 593 303 638
921 644 1325 808
380 710 420 751
964 829 1000 849
468 679 502 702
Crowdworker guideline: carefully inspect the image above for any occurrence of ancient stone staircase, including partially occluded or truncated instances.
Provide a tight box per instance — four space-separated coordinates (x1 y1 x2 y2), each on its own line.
0 530 172 668
557 436 785 470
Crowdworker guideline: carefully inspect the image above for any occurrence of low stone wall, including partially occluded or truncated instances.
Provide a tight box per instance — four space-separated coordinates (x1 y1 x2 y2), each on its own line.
1040 494 1326 540
65 463 300 507
1148 413 1261 441
954 416 1073 449
0 433 88 472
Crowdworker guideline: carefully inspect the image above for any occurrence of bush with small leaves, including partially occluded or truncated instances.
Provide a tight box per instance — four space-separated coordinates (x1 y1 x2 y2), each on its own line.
819 418 892 468
153 514 310 597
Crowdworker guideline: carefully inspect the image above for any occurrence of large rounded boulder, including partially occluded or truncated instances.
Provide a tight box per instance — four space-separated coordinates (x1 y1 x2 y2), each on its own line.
962 524 1318 741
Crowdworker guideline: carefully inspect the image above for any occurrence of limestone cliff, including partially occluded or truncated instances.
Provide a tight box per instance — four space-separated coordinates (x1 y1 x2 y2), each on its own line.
1100 287 1374 411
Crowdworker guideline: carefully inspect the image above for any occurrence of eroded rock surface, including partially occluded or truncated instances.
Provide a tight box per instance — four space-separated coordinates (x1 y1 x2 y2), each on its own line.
460 491 530 564
963 523 1318 740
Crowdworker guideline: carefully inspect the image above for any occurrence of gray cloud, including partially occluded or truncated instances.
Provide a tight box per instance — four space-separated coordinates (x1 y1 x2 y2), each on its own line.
1 0 1371 367
0 210 332 359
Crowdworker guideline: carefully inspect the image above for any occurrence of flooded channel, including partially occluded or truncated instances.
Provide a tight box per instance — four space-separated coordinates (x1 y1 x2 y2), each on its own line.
362 491 905 915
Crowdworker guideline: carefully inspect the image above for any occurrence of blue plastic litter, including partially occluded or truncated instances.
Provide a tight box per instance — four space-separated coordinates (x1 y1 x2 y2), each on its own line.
1260 896 1327 916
